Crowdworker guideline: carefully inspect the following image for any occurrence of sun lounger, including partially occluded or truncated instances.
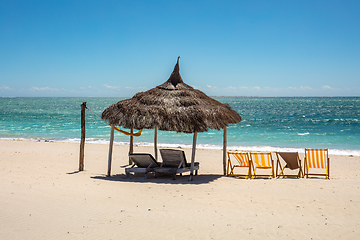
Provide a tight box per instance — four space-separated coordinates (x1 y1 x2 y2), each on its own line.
227 151 252 178
304 148 330 179
249 152 274 178
276 152 303 178
155 149 199 180
125 153 160 178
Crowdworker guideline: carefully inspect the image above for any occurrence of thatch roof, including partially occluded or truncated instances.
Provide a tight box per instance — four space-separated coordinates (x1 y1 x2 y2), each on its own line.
101 57 241 133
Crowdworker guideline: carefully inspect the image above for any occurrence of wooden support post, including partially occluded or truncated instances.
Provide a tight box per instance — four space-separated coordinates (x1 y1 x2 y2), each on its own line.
154 126 158 161
107 124 115 177
223 126 227 175
190 131 198 181
129 128 134 164
79 102 86 171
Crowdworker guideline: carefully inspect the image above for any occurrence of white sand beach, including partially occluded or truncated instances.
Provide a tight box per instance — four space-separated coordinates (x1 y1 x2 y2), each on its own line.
1 139 360 239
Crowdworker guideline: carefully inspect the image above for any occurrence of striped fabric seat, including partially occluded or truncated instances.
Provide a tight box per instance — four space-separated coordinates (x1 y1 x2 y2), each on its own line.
227 151 251 178
249 152 274 178
276 152 303 178
304 148 330 179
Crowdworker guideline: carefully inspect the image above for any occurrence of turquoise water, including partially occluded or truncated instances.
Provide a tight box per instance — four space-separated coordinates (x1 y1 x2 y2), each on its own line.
1 97 359 155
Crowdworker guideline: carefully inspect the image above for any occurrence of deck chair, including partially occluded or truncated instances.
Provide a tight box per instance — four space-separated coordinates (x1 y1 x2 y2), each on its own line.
125 153 160 178
249 152 274 178
227 151 252 178
304 148 330 179
155 149 199 180
276 152 303 178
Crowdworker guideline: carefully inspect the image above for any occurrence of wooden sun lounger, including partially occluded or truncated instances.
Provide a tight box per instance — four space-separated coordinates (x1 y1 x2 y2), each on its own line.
125 153 160 178
155 149 199 180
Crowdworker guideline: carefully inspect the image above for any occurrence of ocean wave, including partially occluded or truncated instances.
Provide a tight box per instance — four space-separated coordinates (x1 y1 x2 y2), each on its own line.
298 132 310 136
1 97 359 157
2 136 360 156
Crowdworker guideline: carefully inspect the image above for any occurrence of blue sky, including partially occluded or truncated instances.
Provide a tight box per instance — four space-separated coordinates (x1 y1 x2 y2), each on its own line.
1 0 359 97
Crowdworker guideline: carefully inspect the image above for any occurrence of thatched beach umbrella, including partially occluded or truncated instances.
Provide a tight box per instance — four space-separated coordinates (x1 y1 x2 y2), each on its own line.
102 57 241 179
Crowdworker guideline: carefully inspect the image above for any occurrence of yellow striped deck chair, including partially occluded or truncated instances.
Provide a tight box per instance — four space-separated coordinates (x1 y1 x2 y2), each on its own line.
304 148 330 179
249 152 274 178
227 151 251 178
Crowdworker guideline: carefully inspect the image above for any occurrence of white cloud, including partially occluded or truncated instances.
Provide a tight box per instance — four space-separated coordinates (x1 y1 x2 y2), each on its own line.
0 86 11 90
238 86 249 90
30 87 59 91
80 86 93 90
299 86 313 91
201 84 326 95
287 86 313 91
226 86 237 90
322 85 333 90
104 84 121 90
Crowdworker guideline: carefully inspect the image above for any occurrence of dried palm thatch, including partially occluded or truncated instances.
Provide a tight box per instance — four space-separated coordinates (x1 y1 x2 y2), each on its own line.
101 57 241 133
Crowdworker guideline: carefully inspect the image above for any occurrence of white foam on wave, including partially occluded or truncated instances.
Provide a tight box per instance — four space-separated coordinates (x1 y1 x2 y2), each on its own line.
298 132 310 136
2 137 360 156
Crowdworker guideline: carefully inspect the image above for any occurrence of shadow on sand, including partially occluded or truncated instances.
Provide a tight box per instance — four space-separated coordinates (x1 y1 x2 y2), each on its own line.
91 173 223 185
66 171 81 175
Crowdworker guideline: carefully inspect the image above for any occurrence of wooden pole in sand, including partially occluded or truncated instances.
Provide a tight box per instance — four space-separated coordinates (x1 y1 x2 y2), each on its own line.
190 131 198 181
129 128 134 164
107 124 115 177
223 126 227 175
154 126 158 161
79 102 86 171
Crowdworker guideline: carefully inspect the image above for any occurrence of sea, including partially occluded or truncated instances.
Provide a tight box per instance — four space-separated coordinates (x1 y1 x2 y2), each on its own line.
1 97 359 156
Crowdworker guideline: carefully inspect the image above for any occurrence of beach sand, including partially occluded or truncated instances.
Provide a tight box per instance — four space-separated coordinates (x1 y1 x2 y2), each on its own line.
1 139 359 240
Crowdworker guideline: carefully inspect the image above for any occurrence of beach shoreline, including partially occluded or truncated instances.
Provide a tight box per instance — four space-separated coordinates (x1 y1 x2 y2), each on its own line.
1 136 360 157
1 139 360 239
2 97 359 156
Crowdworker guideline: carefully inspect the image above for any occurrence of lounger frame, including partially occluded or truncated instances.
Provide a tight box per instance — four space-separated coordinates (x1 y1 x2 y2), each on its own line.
249 152 274 179
276 152 303 178
155 149 199 180
125 153 160 178
304 148 330 179
227 151 252 178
